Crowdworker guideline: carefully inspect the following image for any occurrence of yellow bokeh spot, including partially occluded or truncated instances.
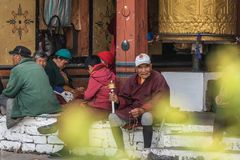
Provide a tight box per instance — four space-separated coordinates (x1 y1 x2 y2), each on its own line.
58 101 93 148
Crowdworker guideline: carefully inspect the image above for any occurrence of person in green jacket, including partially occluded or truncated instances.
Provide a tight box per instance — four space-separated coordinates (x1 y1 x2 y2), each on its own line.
45 49 82 103
45 49 72 88
0 46 61 129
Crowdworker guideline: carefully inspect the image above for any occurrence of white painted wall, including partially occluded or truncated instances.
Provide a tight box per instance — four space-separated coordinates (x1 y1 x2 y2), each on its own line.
162 72 219 112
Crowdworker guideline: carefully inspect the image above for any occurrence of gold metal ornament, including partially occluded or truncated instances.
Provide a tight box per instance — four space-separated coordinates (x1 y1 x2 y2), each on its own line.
159 0 237 42
108 80 116 90
108 80 116 113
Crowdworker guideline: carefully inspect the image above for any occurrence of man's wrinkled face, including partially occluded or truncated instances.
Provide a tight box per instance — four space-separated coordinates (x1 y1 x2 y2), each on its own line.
11 54 21 65
36 57 47 67
136 63 152 79
56 58 69 69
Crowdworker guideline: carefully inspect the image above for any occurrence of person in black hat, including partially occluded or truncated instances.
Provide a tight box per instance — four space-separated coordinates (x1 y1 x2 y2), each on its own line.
9 45 32 65
0 45 61 129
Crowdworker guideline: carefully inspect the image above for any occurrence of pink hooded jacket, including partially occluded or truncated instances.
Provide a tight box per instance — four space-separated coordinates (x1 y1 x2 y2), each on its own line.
84 63 116 110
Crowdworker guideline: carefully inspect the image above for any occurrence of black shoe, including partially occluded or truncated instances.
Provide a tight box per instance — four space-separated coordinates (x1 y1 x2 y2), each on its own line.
37 122 58 134
49 147 71 158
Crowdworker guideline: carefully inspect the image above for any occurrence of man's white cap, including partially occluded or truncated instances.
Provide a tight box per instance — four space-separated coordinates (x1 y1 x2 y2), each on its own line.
135 53 151 67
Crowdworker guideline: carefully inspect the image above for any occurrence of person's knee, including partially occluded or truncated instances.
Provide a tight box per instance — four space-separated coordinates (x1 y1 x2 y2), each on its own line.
108 113 123 127
6 98 14 107
141 112 153 126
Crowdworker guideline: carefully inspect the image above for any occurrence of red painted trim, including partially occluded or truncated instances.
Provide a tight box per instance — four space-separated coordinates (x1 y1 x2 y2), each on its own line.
116 0 148 74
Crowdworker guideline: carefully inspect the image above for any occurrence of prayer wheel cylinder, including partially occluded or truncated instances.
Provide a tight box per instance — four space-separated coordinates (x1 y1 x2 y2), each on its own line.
158 0 237 42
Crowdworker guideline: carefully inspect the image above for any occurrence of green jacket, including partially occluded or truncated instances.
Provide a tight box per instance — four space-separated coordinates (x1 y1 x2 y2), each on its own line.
3 58 61 118
45 59 65 88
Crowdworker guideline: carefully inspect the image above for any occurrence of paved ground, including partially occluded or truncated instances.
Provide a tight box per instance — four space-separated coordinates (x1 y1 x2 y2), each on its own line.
0 151 137 160
0 151 49 160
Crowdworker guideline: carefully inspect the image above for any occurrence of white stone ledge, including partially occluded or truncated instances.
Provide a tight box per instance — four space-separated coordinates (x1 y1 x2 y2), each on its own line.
22 143 36 152
47 136 64 144
35 144 54 153
3 115 236 159
0 140 21 152
32 136 47 144
0 115 147 156
0 115 61 154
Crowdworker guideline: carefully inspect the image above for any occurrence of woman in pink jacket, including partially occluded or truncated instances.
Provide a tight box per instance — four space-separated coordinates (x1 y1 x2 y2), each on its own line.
83 55 116 119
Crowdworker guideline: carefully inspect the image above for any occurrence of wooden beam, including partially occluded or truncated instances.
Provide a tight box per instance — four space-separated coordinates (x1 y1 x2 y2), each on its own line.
237 0 240 36
116 0 147 75
78 0 89 56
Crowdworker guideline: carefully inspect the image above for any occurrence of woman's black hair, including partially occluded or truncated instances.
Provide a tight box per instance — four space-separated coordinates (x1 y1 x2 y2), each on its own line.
84 55 101 68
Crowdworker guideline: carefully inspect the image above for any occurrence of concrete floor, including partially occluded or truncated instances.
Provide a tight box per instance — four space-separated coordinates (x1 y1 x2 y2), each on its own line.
0 151 49 160
0 151 89 160
0 151 122 160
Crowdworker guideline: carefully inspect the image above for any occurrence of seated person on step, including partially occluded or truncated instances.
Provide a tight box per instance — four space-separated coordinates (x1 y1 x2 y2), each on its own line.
45 48 81 104
80 55 116 119
98 51 115 74
0 46 61 129
109 53 170 158
34 50 48 68
38 55 116 157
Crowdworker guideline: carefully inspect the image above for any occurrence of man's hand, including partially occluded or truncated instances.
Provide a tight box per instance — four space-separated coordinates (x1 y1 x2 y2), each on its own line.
109 92 119 103
76 87 85 93
129 108 145 118
70 87 85 99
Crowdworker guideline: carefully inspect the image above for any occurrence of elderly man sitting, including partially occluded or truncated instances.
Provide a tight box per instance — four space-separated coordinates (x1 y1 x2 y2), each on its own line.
0 46 61 129
109 53 170 159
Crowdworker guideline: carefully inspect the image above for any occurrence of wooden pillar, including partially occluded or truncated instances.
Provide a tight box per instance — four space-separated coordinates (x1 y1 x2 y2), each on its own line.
237 0 240 36
78 0 89 56
70 0 89 56
116 0 147 75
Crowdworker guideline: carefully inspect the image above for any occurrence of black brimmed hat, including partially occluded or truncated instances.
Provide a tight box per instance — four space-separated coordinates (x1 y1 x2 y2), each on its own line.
9 46 31 57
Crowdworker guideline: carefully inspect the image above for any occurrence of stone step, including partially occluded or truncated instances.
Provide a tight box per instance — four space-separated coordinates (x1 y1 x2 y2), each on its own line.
163 123 213 134
158 112 215 135
0 115 63 154
156 116 240 152
161 132 240 152
143 147 240 160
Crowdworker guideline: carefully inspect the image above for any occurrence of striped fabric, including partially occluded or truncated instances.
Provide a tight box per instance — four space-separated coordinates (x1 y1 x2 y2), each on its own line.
44 0 72 26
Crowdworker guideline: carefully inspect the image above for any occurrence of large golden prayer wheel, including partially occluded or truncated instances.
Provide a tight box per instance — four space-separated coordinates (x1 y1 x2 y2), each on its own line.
159 0 237 42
